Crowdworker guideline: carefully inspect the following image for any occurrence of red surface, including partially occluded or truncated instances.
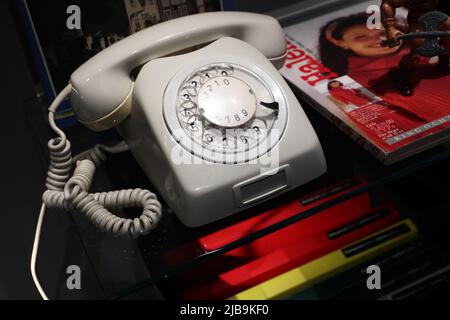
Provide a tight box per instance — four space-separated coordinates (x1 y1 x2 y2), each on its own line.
165 178 403 299
200 177 369 252
164 178 368 266
181 204 399 299
345 50 450 151
349 50 450 123
329 86 373 107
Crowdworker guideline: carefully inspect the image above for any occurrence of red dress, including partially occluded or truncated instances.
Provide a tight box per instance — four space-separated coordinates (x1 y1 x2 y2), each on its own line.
329 86 372 107
348 50 450 122
329 85 428 151
332 50 450 151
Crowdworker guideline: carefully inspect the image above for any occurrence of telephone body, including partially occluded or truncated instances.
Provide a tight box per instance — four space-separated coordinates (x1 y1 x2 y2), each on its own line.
69 12 327 227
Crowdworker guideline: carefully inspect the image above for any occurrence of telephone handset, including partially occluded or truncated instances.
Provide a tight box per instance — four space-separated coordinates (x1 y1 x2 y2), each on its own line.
70 12 287 131
33 11 326 300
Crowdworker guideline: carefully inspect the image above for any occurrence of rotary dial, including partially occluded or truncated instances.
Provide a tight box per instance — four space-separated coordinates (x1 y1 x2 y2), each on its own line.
175 63 281 156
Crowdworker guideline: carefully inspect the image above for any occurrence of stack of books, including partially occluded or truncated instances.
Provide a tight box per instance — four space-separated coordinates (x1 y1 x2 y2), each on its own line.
164 177 425 300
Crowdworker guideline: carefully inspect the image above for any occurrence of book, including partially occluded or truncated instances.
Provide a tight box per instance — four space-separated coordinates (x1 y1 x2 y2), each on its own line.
290 239 449 299
229 219 418 300
164 177 369 265
280 0 450 164
380 265 450 300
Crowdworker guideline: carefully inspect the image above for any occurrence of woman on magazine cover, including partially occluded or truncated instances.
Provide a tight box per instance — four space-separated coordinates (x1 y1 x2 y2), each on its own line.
327 80 374 111
319 13 450 148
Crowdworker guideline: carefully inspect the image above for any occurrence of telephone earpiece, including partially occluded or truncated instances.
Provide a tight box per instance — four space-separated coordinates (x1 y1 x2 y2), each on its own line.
70 11 287 131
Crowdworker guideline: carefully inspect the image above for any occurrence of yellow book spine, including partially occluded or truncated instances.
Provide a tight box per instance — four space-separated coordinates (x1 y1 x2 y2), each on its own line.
229 219 418 300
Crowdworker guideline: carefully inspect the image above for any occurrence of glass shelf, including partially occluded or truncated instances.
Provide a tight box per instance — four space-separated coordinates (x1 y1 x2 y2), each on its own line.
25 94 450 300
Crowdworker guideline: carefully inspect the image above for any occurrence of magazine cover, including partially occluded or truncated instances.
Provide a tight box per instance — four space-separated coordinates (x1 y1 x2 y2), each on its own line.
16 0 222 126
281 0 450 164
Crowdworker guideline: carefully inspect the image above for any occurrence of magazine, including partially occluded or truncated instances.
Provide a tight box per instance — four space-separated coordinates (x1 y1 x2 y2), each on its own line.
280 0 450 164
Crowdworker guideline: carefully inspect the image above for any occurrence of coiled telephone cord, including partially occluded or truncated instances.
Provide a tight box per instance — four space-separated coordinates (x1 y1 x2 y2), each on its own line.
31 85 162 300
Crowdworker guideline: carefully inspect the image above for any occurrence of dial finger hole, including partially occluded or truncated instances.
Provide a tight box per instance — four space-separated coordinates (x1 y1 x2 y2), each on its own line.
202 128 221 144
179 108 195 118
222 132 235 148
188 122 201 133
203 133 215 144
181 100 196 110
179 86 197 100
183 85 198 96
200 68 218 80
186 115 197 125
250 119 267 133
239 135 250 145
235 128 251 147
180 93 192 101
219 65 234 76
190 73 203 86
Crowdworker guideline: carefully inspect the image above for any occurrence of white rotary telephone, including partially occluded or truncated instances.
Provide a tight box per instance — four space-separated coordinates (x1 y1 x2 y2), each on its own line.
32 12 326 299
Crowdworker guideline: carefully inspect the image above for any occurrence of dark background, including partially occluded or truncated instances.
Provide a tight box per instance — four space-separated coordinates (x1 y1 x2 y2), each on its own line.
0 0 105 299
0 1 166 299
